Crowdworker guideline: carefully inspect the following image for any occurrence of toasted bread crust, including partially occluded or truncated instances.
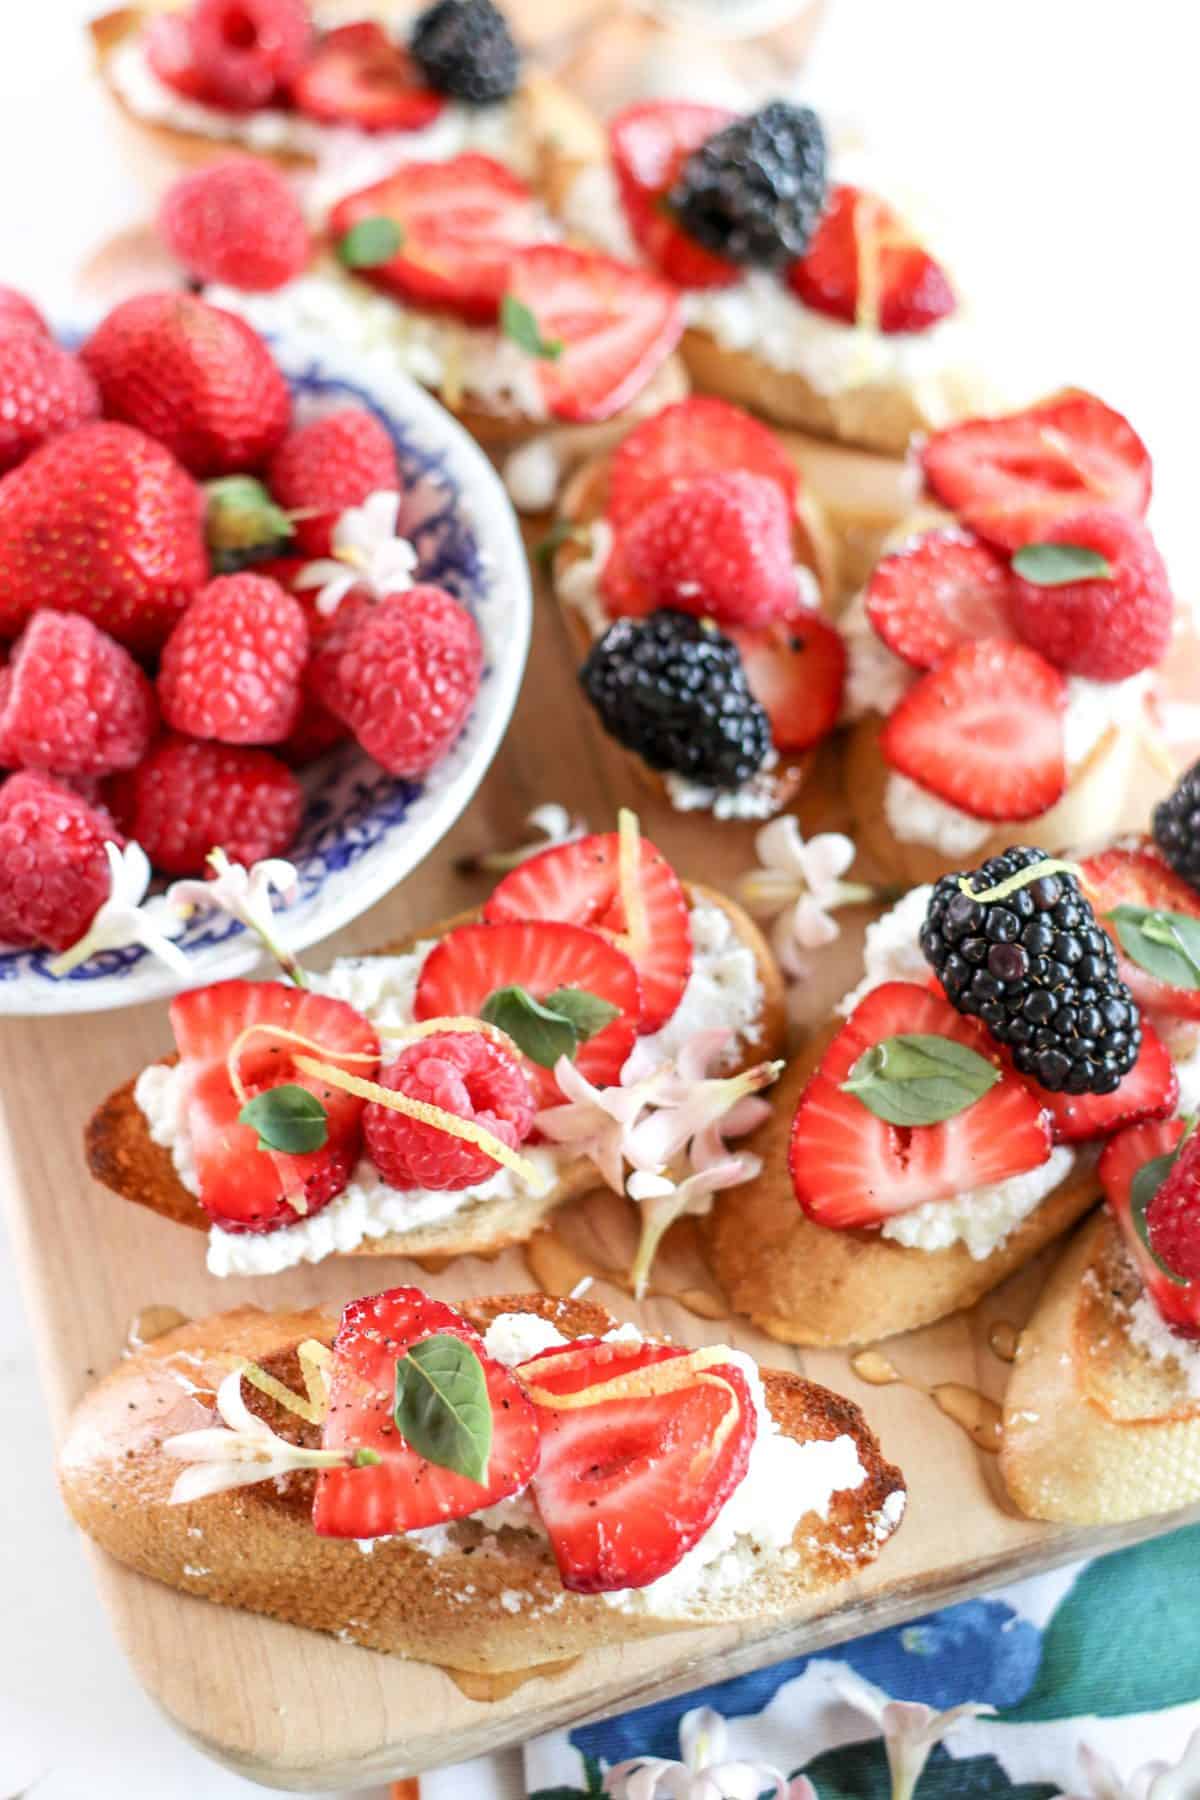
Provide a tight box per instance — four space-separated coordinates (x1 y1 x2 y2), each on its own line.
703 1022 1104 1346
85 884 786 1259
1000 1213 1200 1524
58 1293 905 1671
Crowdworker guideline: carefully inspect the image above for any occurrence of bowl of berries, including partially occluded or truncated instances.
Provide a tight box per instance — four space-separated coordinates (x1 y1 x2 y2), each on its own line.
0 288 531 1013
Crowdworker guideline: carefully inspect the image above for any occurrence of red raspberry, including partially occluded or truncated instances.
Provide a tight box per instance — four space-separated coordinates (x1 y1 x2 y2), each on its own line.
0 611 156 776
158 572 309 744
312 587 482 777
0 286 49 339
1009 507 1174 681
621 470 798 628
189 0 312 111
1147 1131 1200 1284
266 408 399 556
0 334 99 474
159 157 310 293
0 772 118 951
145 11 213 102
363 1031 535 1191
81 293 291 479
108 735 303 876
279 685 349 765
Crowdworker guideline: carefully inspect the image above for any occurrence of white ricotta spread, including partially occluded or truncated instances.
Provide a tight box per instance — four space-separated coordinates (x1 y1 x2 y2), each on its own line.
1168 1033 1200 1116
109 34 530 187
1126 1293 1200 1399
664 758 788 824
211 268 551 420
840 585 912 724
884 775 993 858
134 899 765 1275
834 886 1075 1259
404 1311 878 1616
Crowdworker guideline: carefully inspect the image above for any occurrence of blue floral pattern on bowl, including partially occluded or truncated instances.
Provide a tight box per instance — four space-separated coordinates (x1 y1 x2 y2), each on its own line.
0 332 531 1015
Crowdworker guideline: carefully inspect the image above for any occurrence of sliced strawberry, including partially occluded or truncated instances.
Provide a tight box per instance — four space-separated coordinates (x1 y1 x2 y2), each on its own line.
864 529 1015 669
170 979 380 1233
329 155 546 325
609 101 739 290
503 247 683 424
598 529 655 620
483 831 691 1033
922 391 1153 552
519 1336 755 1593
290 23 444 131
314 1288 540 1537
879 638 1067 822
1079 846 1200 1022
1146 1131 1200 1288
1100 1117 1200 1340
606 396 799 532
413 918 640 1106
727 606 845 753
789 980 1053 1229
1039 1020 1179 1144
787 184 955 335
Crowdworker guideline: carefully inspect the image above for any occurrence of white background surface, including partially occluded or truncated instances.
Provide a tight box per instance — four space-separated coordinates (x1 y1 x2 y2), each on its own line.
0 2 1194 1795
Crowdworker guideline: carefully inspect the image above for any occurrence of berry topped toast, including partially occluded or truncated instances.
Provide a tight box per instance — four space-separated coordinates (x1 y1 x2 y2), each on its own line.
58 1286 905 1668
559 98 991 455
706 837 1200 1346
86 818 786 1281
839 390 1180 887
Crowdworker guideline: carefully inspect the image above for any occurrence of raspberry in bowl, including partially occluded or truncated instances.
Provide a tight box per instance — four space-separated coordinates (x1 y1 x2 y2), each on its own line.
0 304 530 1013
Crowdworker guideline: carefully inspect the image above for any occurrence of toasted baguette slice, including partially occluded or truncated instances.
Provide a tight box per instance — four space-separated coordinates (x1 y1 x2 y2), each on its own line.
677 320 992 460
58 1291 906 1672
703 1023 1103 1347
85 883 786 1261
1001 1213 1200 1525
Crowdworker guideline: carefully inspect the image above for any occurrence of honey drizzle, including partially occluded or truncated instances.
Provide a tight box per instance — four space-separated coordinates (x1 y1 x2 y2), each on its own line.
524 1227 730 1324
988 1321 1020 1364
445 1656 581 1703
850 1348 1002 1454
125 1305 188 1352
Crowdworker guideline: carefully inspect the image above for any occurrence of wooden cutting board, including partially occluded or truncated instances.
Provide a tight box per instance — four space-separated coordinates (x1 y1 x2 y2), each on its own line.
4 538 1200 1790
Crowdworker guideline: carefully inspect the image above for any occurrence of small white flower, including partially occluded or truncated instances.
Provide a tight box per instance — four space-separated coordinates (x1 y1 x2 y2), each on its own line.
49 841 189 978
737 819 874 978
603 1705 809 1800
168 848 301 981
164 1361 364 1506
836 1673 993 1800
294 489 418 616
1058 1730 1200 1800
627 1151 761 1298
463 802 589 875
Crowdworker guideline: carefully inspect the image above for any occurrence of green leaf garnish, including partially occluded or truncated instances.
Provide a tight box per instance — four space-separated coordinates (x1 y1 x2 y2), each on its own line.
1130 1146 1192 1286
542 986 621 1041
1106 905 1200 990
1011 542 1113 585
841 1032 1001 1127
204 475 295 573
500 293 563 361
238 1084 328 1154
337 216 404 269
394 1333 493 1485
479 983 615 1068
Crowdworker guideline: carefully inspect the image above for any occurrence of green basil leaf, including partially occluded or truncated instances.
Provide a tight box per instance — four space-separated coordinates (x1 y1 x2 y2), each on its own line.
1130 1149 1191 1286
338 216 404 268
841 1032 1001 1127
238 1084 328 1154
500 293 563 361
543 987 620 1043
394 1332 493 1484
1011 542 1113 585
1107 904 1200 990
480 985 580 1068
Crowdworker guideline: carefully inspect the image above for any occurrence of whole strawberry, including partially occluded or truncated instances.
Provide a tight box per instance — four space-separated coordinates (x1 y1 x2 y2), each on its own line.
158 571 309 744
81 292 291 478
266 408 400 556
0 611 156 776
622 469 798 627
159 157 311 293
312 586 481 777
109 734 303 876
189 0 311 111
0 421 207 652
1010 508 1173 681
0 772 118 951
0 285 49 338
0 334 99 474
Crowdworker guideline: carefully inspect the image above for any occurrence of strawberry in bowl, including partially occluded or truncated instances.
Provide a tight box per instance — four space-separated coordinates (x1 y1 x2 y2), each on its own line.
0 288 530 1013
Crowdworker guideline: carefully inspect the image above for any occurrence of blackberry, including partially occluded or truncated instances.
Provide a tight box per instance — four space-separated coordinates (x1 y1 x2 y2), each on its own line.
669 101 828 269
410 0 519 105
579 609 771 791
1153 759 1200 892
920 845 1141 1096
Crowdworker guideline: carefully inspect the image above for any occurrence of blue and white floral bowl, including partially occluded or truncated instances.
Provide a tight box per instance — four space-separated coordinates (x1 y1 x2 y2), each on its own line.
0 332 531 1015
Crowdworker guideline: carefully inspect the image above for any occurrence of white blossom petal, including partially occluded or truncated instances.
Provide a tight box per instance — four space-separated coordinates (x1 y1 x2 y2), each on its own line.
49 841 189 978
